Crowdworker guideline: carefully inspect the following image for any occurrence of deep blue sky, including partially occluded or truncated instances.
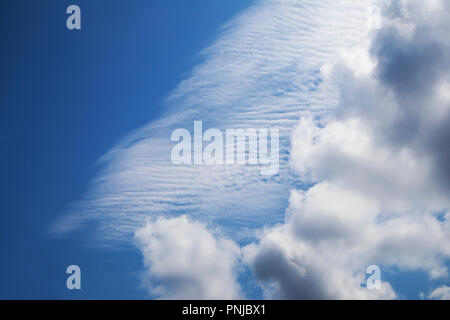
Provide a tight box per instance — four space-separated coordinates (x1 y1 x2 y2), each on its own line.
0 0 251 299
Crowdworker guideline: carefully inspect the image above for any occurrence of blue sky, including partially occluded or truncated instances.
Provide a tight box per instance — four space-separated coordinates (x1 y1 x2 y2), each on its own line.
0 0 251 299
1 0 450 300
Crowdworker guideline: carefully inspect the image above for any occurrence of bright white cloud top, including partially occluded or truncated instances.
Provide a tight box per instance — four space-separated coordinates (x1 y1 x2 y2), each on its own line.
55 0 450 299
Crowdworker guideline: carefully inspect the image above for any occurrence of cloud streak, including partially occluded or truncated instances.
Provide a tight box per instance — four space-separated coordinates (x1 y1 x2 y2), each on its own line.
54 0 373 242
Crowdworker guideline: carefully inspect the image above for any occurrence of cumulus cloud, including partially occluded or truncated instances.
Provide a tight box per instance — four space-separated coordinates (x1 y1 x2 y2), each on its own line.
244 184 398 299
244 0 450 299
135 215 241 299
428 286 450 300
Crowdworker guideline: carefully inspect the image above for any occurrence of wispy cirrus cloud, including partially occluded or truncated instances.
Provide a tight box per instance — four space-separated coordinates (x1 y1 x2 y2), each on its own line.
53 0 372 242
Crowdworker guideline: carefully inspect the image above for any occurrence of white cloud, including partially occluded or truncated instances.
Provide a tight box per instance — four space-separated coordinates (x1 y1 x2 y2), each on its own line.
243 0 450 299
54 0 374 242
243 204 397 299
244 179 450 298
291 116 448 213
135 215 241 299
429 286 450 300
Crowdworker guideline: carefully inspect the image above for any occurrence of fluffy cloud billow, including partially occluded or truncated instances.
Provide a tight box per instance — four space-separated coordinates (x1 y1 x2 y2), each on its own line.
135 216 241 299
429 286 450 300
243 0 450 299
